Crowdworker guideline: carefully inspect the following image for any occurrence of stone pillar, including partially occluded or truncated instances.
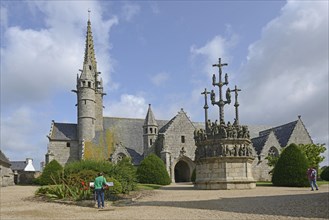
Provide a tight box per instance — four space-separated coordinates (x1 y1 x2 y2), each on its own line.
161 149 171 179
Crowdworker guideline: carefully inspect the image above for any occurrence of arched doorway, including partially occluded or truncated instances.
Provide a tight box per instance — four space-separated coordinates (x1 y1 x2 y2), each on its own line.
174 160 190 182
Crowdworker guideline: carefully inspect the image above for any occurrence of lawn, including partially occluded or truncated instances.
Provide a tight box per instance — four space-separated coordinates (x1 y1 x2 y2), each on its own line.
136 183 162 190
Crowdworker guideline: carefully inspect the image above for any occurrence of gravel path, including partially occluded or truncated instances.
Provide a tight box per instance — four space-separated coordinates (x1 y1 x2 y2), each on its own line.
1 183 328 220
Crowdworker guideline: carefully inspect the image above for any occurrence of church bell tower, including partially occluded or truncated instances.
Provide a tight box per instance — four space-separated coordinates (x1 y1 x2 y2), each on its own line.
72 13 105 154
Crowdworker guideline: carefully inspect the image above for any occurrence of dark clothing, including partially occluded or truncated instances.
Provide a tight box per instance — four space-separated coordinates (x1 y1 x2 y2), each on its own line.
95 188 105 208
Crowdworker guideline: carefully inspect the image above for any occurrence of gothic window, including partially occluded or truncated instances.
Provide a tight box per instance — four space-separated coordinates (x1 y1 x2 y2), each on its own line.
181 136 185 143
83 81 86 86
268 146 279 157
66 142 70 147
150 139 153 145
150 128 153 133
89 65 92 70
88 81 91 87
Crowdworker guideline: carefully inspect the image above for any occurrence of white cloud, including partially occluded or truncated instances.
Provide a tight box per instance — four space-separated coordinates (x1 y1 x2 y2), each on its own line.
0 1 119 169
121 3 140 22
236 1 328 163
105 94 148 118
150 72 169 86
1 1 118 106
190 33 238 77
0 106 48 168
186 1 328 166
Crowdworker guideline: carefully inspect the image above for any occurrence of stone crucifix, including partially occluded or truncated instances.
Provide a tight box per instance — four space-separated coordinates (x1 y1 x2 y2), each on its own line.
201 88 211 131
231 85 241 125
211 58 230 124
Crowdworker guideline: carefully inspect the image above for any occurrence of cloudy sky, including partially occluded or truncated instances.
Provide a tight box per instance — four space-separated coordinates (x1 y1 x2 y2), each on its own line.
1 1 328 170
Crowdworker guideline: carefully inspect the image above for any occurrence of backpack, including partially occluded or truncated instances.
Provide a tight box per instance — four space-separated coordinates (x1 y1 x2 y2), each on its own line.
311 169 316 178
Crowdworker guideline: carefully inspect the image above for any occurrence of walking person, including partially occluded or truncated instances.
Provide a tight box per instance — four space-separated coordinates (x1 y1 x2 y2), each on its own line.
94 172 107 209
307 167 319 191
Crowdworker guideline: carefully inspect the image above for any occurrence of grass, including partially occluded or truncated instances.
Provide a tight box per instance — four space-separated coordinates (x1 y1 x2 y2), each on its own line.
317 180 329 186
136 183 162 190
256 181 273 186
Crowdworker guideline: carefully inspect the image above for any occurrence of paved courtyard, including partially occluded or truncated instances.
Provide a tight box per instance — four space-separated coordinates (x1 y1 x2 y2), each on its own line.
1 183 328 219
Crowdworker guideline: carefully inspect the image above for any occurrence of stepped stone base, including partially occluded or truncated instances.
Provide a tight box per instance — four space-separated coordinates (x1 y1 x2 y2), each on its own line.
194 156 256 190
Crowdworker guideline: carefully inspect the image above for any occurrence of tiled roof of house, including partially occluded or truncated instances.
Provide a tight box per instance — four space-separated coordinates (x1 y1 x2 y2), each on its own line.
10 161 26 171
259 120 298 147
0 150 11 166
50 123 78 141
251 135 269 155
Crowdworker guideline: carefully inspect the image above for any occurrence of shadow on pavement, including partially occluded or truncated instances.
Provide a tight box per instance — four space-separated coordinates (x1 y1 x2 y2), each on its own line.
130 191 329 219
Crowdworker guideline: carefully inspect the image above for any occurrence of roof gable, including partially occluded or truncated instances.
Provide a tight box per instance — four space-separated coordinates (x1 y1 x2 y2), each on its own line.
50 122 77 141
252 135 269 155
159 109 195 134
259 120 298 147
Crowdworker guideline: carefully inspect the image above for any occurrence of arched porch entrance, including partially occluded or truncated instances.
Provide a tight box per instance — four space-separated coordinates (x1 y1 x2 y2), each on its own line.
174 160 191 182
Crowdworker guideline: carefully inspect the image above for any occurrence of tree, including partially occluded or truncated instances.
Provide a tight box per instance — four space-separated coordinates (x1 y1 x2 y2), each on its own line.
35 159 63 185
137 154 171 185
298 143 326 169
272 143 309 187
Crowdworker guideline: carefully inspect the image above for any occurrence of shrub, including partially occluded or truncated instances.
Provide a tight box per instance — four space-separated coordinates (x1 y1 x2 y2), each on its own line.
64 159 136 194
272 143 309 187
35 160 63 185
320 166 329 181
137 154 171 185
104 176 122 194
64 160 114 176
35 179 92 201
111 157 137 193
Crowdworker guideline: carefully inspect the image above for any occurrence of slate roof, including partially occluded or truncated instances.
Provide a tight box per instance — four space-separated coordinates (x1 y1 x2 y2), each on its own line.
49 115 302 163
0 150 11 166
10 161 27 171
50 122 78 141
144 104 158 126
259 120 298 147
251 135 269 155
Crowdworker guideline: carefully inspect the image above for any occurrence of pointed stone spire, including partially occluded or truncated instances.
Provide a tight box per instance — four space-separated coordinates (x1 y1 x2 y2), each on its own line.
84 11 97 73
144 104 158 126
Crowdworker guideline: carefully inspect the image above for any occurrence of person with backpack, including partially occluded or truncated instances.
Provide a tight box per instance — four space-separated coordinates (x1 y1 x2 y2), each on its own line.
307 167 319 191
94 172 107 209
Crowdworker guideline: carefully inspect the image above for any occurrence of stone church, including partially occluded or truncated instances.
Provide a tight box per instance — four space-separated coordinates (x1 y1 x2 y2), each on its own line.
45 18 313 182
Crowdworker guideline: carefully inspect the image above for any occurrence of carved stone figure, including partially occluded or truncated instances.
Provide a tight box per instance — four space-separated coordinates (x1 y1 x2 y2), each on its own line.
226 88 231 104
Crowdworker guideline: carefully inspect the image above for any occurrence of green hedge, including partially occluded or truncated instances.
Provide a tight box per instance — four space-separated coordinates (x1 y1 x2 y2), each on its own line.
272 143 309 187
64 158 136 194
137 154 171 185
320 166 329 181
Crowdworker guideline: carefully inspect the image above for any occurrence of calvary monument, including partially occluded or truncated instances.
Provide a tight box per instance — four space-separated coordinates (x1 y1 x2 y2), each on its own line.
194 58 256 190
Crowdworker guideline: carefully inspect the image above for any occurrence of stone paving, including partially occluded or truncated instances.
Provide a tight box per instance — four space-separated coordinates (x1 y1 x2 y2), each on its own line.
1 183 328 219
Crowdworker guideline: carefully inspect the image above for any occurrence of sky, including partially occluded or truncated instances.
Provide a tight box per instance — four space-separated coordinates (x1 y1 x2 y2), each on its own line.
1 0 328 170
